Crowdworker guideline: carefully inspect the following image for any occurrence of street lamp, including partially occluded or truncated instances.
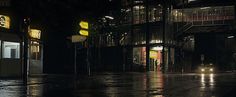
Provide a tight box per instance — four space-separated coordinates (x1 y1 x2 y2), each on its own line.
104 15 114 20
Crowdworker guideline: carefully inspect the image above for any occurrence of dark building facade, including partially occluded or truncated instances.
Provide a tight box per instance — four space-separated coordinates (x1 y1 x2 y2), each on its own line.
0 0 44 77
88 0 236 72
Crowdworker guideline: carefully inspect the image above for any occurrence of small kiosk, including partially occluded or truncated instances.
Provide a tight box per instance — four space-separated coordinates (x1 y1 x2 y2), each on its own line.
28 29 43 75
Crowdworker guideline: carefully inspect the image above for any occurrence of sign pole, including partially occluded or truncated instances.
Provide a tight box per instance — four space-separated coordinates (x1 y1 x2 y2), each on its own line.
74 43 77 76
72 20 89 76
87 42 91 76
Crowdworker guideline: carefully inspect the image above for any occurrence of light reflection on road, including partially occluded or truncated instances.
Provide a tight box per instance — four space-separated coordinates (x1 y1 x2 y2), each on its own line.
200 73 215 88
0 73 236 97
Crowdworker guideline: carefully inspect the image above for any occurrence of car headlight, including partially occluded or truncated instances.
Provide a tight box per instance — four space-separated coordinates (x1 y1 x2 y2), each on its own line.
210 68 213 71
201 69 205 72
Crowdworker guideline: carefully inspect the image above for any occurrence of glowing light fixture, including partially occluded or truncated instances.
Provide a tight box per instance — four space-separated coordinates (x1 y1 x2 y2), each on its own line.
200 7 211 10
105 16 114 20
201 69 205 72
152 46 163 51
210 68 213 72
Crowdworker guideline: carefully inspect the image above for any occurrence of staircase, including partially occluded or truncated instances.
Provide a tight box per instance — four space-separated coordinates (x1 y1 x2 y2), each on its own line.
175 19 233 38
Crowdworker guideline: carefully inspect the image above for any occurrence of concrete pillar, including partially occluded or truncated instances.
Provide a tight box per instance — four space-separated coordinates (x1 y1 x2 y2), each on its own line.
162 2 167 73
145 0 150 71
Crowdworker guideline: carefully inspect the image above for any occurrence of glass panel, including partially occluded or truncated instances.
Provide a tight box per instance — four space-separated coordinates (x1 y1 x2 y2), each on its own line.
150 25 163 44
133 5 146 24
2 41 20 59
133 27 146 45
172 6 234 22
149 4 162 22
133 47 146 71
31 41 41 60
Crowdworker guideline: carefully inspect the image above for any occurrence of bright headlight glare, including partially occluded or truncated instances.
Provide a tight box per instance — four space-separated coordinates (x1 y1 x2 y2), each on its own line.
210 68 213 71
201 69 205 72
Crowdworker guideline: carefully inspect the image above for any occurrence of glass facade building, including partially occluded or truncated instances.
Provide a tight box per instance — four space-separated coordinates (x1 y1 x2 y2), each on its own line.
89 0 235 72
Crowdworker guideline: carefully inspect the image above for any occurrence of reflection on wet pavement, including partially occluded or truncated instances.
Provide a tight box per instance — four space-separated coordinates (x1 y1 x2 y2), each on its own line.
0 72 236 97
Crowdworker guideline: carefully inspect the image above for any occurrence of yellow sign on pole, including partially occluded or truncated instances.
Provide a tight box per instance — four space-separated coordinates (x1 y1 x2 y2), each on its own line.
79 21 89 36
79 21 88 29
79 29 89 36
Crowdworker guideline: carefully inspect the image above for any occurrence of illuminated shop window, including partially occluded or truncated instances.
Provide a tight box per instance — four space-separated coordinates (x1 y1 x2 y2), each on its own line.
2 42 20 59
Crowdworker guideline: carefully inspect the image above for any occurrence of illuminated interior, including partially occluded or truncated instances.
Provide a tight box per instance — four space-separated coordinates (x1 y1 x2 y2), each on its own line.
133 46 163 71
2 41 20 59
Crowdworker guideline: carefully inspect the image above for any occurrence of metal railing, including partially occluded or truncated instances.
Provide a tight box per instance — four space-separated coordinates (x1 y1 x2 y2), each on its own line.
174 6 235 35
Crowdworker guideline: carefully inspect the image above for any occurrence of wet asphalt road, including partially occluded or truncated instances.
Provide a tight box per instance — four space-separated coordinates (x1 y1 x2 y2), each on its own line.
0 72 236 97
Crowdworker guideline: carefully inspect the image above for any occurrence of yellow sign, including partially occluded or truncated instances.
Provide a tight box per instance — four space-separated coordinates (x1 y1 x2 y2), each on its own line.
150 50 157 59
0 15 10 29
79 21 88 29
29 29 41 39
79 30 89 36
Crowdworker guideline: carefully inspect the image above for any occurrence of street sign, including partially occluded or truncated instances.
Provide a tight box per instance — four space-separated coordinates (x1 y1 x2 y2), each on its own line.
79 21 89 36
72 35 87 43
79 29 89 36
79 21 88 29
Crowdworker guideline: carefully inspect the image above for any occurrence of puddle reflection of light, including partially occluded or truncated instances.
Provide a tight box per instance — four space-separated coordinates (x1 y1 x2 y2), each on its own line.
201 73 215 89
201 74 205 83
201 74 205 88
210 74 214 83
210 74 214 86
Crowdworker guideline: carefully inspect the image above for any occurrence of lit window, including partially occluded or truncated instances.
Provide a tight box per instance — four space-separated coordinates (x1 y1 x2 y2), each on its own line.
2 42 20 59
